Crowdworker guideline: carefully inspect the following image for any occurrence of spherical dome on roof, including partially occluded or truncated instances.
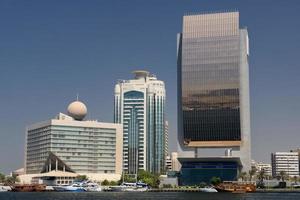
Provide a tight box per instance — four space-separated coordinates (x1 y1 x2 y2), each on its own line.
67 101 87 120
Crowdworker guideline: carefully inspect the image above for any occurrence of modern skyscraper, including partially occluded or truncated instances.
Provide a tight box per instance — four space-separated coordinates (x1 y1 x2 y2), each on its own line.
25 101 123 179
114 70 166 174
177 11 251 184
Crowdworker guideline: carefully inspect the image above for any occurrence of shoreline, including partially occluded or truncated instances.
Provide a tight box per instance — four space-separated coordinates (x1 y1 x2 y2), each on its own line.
148 188 300 193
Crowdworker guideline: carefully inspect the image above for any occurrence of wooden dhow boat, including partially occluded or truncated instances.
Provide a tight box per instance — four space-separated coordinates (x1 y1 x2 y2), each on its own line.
11 184 46 192
214 181 256 193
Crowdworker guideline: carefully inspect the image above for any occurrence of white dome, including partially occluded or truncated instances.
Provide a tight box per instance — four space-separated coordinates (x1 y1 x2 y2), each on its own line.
67 101 87 120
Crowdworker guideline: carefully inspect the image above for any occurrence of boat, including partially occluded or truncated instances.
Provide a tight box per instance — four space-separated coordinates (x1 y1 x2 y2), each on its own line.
121 182 149 192
83 182 102 192
292 184 300 188
199 186 218 193
214 181 256 193
110 182 149 192
53 183 85 192
0 186 11 192
11 184 46 192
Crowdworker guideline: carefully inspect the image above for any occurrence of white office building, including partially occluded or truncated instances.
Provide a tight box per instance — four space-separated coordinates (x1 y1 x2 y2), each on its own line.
24 100 123 182
257 162 272 176
114 70 166 174
271 152 299 177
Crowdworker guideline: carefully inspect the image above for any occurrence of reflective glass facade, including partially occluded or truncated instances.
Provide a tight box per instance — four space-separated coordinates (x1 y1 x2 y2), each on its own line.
179 160 239 185
123 91 145 174
178 12 243 144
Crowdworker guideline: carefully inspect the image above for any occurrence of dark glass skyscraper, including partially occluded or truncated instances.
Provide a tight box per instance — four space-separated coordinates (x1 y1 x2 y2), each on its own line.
177 11 251 172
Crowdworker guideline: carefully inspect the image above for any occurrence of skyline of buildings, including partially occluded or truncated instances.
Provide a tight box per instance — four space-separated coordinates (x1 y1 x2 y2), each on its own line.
1 1 300 176
114 71 166 174
2 8 298 185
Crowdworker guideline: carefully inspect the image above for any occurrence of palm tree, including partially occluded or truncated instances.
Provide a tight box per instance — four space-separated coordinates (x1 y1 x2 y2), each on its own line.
257 169 266 188
279 171 287 182
291 176 298 184
258 169 266 182
0 173 5 183
239 172 248 181
248 167 257 181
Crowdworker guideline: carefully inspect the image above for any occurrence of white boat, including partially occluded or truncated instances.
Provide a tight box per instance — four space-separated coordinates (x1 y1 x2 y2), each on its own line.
120 182 149 192
0 186 11 192
83 182 102 192
45 186 54 191
53 183 85 192
199 186 218 193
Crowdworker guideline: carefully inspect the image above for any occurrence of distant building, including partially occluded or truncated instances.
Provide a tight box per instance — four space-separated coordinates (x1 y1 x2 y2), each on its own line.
271 152 299 177
165 152 180 172
165 155 172 171
290 148 300 175
114 70 166 174
11 168 25 177
171 152 180 172
257 163 272 176
165 121 169 160
177 11 251 185
24 100 123 182
251 160 272 176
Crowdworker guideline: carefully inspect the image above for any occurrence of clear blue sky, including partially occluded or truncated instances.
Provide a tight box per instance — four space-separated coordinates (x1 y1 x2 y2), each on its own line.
0 0 299 174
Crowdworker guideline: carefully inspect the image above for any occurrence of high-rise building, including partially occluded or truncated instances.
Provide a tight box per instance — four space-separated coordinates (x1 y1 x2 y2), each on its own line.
271 152 299 177
114 70 166 174
165 121 169 159
177 11 251 184
25 101 123 180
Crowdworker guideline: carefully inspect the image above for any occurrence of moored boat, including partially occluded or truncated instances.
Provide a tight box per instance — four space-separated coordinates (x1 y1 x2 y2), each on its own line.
199 186 218 193
110 182 149 192
214 181 256 193
83 182 102 192
11 184 46 192
0 186 11 192
53 183 85 192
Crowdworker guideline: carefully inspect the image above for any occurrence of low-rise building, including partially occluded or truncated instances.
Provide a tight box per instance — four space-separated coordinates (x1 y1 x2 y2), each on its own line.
257 162 272 176
271 152 299 177
165 152 180 172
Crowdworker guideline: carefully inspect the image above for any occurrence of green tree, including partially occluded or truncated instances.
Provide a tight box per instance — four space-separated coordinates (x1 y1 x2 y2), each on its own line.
109 181 118 186
102 179 109 186
4 174 19 185
239 172 248 181
120 173 136 183
210 177 221 186
291 176 298 184
257 169 266 188
248 167 257 181
279 171 287 182
258 169 266 182
137 170 160 188
162 184 172 188
0 173 5 183
75 175 87 182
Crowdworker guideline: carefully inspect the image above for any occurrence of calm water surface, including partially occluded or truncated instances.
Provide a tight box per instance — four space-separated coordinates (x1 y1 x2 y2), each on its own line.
1 192 300 200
